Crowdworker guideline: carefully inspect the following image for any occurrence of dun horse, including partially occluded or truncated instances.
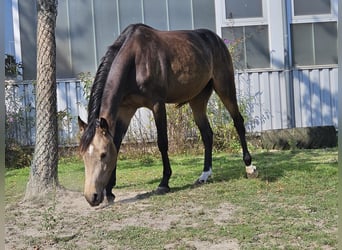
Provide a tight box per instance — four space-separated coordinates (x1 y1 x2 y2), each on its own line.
78 23 258 207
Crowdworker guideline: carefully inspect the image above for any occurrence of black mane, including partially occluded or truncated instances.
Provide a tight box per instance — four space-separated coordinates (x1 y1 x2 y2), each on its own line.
79 24 148 152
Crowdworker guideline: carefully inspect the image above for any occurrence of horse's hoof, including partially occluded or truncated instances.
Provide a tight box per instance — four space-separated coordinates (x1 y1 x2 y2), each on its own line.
246 165 258 179
194 169 212 186
155 186 170 195
106 193 115 204
194 178 208 186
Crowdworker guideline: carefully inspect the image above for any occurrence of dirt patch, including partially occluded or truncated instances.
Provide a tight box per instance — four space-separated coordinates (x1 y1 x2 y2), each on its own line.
5 189 240 249
164 239 240 250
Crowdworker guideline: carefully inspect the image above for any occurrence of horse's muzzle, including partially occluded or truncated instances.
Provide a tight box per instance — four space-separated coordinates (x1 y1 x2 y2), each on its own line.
85 192 104 207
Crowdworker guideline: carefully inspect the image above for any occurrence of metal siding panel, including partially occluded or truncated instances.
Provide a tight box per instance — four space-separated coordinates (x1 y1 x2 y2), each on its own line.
309 70 321 126
248 72 261 132
68 82 78 117
77 81 88 122
293 70 303 127
143 0 168 30
279 71 289 129
235 73 244 103
19 83 34 145
56 0 73 78
57 82 67 112
56 82 66 143
330 68 338 127
269 72 282 129
301 70 312 127
320 69 333 125
118 0 142 31
22 84 31 145
65 82 72 143
259 72 272 130
27 83 36 145
168 0 192 30
68 82 80 144
68 0 96 75
93 0 119 63
18 0 37 80
17 84 26 144
192 0 216 31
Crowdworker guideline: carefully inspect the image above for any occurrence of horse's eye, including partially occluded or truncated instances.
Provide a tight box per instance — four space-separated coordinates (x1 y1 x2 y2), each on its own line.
100 153 106 159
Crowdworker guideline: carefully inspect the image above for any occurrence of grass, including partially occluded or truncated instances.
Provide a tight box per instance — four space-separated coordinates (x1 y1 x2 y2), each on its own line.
5 148 338 249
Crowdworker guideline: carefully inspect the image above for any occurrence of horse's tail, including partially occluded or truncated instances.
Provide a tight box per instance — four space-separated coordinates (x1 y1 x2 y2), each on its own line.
80 24 143 152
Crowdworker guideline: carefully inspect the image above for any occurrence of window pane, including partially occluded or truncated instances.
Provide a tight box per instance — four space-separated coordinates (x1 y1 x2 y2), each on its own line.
222 25 270 69
314 22 337 64
225 0 263 19
221 27 245 69
294 0 331 16
291 23 314 66
245 26 269 68
291 22 337 66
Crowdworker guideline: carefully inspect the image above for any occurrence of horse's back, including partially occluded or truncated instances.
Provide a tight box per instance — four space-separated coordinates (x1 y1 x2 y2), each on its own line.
111 24 232 105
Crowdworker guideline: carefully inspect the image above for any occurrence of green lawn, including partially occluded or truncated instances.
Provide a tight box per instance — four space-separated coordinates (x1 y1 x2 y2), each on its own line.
5 148 338 249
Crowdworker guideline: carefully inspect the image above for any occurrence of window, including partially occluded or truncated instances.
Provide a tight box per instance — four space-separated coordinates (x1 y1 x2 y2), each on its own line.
220 0 270 70
222 25 269 69
225 0 263 19
293 0 331 16
290 0 338 66
291 22 337 66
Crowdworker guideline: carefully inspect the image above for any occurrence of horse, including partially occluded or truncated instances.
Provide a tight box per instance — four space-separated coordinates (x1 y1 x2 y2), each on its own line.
78 23 258 207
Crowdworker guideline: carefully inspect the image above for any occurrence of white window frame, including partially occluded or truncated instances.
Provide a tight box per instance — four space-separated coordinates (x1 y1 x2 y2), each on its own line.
288 0 338 24
215 0 286 71
287 0 338 68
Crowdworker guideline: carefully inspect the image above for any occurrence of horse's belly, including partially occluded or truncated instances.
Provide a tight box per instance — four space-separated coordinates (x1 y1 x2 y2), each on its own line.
165 52 212 103
165 79 209 104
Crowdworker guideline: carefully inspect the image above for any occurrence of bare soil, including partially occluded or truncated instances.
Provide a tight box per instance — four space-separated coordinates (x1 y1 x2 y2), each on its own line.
5 189 240 249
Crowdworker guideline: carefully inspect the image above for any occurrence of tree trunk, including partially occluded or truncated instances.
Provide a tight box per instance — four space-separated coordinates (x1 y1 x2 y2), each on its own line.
25 0 59 199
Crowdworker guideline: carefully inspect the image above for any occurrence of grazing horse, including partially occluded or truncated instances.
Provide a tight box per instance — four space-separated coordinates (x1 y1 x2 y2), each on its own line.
78 23 258 207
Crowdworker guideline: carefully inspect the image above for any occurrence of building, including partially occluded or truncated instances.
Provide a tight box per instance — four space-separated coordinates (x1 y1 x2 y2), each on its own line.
5 0 338 145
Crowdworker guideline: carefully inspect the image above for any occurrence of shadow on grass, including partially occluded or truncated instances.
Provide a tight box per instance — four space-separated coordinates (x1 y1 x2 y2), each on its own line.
112 149 337 203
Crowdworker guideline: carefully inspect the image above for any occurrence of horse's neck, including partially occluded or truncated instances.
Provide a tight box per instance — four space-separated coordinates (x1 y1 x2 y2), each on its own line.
99 47 134 134
99 87 123 136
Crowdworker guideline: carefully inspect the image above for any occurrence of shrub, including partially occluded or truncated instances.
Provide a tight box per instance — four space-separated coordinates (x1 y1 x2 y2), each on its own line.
5 143 33 169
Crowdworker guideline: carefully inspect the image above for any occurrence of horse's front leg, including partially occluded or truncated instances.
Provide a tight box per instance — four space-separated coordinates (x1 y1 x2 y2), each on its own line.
153 102 172 193
105 108 136 203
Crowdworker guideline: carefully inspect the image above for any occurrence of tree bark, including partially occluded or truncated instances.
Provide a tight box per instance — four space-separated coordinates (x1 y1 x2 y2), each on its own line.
25 0 59 199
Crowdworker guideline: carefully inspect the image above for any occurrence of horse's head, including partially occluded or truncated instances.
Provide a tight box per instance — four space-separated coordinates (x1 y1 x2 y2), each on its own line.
78 117 117 206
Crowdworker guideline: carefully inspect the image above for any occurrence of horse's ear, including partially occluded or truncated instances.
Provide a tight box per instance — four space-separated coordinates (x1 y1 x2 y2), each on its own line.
99 117 109 132
78 116 87 135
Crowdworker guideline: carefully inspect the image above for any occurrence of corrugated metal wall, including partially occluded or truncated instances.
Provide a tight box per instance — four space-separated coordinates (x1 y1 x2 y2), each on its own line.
18 0 216 80
236 70 291 132
5 79 158 146
236 67 338 132
293 67 338 128
5 79 87 146
5 66 338 146
9 0 337 146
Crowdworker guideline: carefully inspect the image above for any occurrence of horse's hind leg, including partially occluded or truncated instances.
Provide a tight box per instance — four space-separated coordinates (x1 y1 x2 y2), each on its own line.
214 77 258 178
152 102 172 193
189 84 214 184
